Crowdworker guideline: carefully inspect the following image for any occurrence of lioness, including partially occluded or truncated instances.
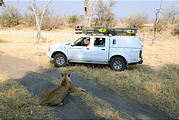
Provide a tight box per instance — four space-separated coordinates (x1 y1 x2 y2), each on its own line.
40 73 75 106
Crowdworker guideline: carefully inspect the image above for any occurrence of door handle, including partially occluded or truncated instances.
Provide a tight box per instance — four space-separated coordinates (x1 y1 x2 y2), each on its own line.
86 48 90 50
101 49 105 50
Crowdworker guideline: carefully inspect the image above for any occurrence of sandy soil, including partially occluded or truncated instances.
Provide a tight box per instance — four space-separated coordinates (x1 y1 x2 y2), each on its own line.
0 54 172 119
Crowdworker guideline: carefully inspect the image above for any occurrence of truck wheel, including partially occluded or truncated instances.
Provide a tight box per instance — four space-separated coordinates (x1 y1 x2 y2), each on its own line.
53 53 66 67
110 57 126 71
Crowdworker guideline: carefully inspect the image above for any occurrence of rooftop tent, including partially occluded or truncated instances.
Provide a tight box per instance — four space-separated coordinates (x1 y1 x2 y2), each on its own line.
0 0 5 7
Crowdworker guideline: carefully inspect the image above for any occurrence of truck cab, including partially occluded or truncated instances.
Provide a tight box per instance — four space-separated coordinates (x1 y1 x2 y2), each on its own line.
68 36 109 64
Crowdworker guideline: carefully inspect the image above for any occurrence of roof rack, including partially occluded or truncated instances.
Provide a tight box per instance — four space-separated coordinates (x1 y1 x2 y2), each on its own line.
75 25 137 36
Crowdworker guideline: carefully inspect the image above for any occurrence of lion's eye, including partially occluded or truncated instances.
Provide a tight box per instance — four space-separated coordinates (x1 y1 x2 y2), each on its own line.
61 73 64 77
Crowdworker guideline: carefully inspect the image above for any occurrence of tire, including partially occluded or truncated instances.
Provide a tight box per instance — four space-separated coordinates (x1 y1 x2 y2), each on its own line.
53 53 67 67
110 57 126 71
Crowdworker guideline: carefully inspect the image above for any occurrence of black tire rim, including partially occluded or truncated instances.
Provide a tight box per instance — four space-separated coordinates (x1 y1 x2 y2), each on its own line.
113 60 122 70
56 56 65 66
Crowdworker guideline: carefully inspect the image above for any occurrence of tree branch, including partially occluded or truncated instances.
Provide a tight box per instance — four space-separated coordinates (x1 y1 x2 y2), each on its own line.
39 0 49 26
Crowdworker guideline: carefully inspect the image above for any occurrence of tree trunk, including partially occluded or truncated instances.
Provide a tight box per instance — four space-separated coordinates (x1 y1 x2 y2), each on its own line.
36 24 41 43
84 0 96 27
88 0 96 27
152 11 158 45
30 0 49 43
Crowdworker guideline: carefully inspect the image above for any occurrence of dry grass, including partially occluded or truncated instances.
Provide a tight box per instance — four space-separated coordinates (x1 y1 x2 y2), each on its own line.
0 74 56 119
0 26 179 116
60 64 179 115
0 73 9 85
0 28 80 67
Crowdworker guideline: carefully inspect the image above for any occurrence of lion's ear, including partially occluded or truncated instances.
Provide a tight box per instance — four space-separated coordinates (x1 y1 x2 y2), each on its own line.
60 73 64 78
68 74 71 77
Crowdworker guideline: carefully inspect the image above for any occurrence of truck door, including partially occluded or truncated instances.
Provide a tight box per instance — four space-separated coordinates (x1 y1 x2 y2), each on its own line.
68 37 91 61
87 37 108 62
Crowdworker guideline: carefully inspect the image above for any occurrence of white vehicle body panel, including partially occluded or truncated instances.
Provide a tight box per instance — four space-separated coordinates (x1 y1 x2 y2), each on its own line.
47 44 69 58
109 36 142 63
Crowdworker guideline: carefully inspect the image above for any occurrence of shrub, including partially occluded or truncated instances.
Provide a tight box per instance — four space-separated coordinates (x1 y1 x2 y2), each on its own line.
22 12 36 27
156 19 168 32
42 15 67 30
123 13 149 29
161 8 179 24
173 22 179 35
41 10 64 30
68 15 79 27
23 9 68 30
94 0 117 27
0 5 22 27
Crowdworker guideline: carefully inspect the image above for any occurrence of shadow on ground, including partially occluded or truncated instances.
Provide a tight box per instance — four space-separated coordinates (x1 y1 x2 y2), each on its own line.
17 69 101 119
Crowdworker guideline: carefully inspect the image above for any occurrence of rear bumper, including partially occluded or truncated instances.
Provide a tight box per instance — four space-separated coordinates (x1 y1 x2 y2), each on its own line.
138 59 143 64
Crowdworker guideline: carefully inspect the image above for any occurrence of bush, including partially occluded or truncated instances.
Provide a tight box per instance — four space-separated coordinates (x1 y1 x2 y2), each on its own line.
173 23 179 35
23 9 68 30
123 13 149 29
22 12 36 27
41 10 67 30
94 0 117 27
68 15 79 27
0 5 22 27
42 15 67 30
156 19 168 32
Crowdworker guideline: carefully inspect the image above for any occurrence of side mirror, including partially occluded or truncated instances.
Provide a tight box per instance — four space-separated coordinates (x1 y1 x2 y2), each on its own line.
71 42 74 46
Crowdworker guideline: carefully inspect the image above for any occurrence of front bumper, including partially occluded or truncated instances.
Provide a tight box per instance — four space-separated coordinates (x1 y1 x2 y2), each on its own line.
47 51 53 58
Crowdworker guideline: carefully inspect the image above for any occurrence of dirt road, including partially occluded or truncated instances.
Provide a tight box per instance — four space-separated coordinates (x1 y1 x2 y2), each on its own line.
0 54 171 119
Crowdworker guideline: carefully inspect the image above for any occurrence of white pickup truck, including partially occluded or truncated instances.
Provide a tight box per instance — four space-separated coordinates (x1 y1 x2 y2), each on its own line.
47 35 143 71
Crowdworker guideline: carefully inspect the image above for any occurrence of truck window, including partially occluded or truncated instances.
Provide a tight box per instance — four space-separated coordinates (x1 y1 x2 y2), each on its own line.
94 37 105 47
74 37 90 46
113 39 116 44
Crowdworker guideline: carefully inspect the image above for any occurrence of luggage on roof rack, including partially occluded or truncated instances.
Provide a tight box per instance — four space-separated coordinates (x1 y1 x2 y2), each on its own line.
75 25 137 36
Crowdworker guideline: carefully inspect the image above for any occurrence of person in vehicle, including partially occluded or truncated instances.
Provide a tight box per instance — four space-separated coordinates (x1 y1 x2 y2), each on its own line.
94 38 105 47
86 38 90 46
99 38 105 46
